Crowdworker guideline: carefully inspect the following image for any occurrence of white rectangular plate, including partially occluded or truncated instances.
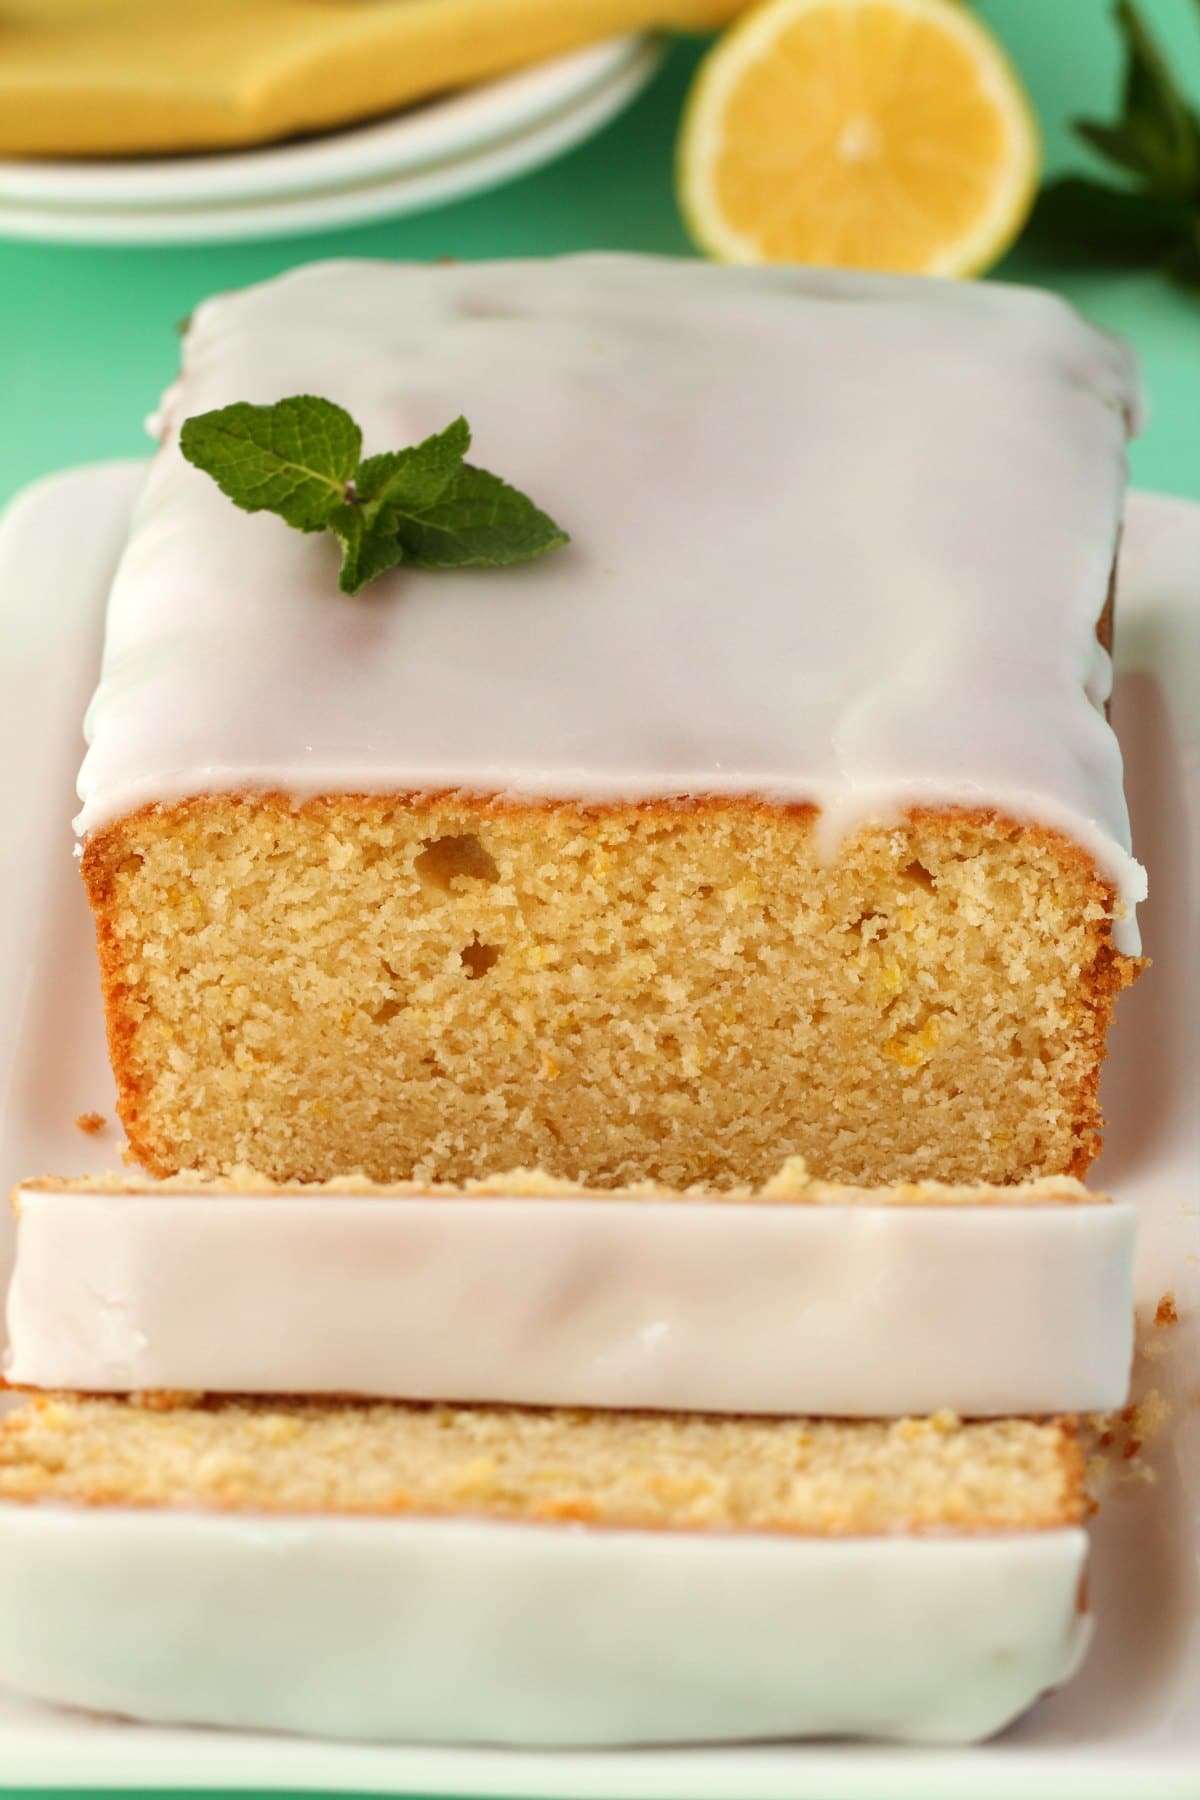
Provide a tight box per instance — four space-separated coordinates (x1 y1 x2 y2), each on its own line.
0 463 1197 1795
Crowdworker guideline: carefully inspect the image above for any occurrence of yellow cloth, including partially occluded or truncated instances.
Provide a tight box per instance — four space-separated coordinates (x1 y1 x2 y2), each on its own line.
0 0 748 158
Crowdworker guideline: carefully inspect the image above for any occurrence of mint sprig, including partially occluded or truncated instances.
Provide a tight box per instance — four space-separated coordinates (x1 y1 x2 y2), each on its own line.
1029 0 1200 292
178 396 569 594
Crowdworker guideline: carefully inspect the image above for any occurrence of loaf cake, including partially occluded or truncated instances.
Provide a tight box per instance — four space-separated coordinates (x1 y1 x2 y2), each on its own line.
77 255 1146 1188
5 1165 1135 1414
0 1395 1090 1744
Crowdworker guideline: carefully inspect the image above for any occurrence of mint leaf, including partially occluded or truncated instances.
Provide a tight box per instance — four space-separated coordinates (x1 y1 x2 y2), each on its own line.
180 397 568 593
329 418 473 593
1074 0 1200 196
1166 223 1200 290
327 502 406 596
358 416 567 569
390 463 569 569
179 395 361 531
1031 1 1200 288
1031 176 1194 256
356 416 471 514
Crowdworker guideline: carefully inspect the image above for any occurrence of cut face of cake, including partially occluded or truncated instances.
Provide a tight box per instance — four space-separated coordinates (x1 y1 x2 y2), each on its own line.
4 1166 1135 1415
77 256 1145 1187
0 1396 1090 1744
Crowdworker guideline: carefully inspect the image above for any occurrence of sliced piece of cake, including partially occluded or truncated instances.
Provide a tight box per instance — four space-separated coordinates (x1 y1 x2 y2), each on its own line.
0 1396 1090 1745
77 256 1145 1188
5 1164 1135 1415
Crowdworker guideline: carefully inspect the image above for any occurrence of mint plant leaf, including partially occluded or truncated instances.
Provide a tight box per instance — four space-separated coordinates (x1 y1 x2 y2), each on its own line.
180 397 568 591
389 463 569 569
1074 0 1200 195
355 416 471 513
355 416 567 570
179 395 361 531
1032 0 1200 285
1031 176 1195 256
1166 224 1200 290
327 502 406 596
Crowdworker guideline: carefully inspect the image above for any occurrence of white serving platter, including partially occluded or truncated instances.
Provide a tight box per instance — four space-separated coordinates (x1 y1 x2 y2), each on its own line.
0 463 1197 1794
0 37 653 207
0 40 663 244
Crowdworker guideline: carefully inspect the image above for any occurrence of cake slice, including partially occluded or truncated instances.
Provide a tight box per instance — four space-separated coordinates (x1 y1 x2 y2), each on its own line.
5 1164 1135 1415
0 1396 1090 1745
77 256 1145 1188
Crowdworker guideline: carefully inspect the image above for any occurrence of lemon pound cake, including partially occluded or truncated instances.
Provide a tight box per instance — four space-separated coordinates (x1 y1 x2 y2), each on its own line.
77 256 1146 1188
0 1397 1090 1744
5 1166 1135 1414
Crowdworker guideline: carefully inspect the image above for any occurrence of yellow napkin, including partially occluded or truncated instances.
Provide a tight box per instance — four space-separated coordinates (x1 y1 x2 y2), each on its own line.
0 0 749 158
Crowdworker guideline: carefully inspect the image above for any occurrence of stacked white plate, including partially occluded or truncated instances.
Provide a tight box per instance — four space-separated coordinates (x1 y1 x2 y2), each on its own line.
0 37 663 244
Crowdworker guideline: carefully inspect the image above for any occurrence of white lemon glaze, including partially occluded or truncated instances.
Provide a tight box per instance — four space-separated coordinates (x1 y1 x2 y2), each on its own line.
75 256 1145 949
4 1185 1134 1414
0 1506 1090 1745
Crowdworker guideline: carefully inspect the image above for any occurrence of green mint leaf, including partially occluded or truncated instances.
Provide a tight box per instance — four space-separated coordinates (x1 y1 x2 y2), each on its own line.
330 419 475 591
1165 223 1200 290
179 398 568 590
355 416 472 514
356 416 567 570
179 395 361 532
327 502 407 596
388 462 569 569
1030 176 1195 258
1073 0 1200 196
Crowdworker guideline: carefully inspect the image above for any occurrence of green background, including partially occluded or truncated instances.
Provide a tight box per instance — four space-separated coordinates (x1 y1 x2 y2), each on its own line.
0 0 1196 1796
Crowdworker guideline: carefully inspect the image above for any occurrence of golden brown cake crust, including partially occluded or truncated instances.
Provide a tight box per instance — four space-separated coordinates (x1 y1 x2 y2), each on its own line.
82 792 1140 1189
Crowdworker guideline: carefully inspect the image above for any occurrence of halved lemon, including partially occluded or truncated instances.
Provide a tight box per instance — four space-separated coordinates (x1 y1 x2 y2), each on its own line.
678 0 1040 276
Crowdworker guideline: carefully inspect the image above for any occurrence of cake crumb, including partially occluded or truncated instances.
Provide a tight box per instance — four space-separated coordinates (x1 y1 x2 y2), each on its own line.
1084 1389 1171 1491
74 1112 106 1136
0 1397 1083 1532
1132 1390 1171 1441
82 796 1135 1191
1154 1291 1179 1328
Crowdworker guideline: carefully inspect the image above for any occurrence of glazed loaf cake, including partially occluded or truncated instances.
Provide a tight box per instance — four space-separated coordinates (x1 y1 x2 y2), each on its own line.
0 1396 1090 1744
77 256 1145 1188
